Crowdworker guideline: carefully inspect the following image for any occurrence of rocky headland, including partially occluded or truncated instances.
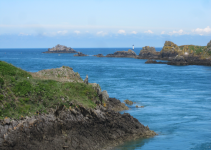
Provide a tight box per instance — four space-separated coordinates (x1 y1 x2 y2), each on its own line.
106 49 137 58
0 61 156 150
137 46 160 59
43 44 77 53
74 52 88 57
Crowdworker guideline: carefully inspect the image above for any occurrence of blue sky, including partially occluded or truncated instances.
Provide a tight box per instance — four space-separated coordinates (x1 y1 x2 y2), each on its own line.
0 0 211 48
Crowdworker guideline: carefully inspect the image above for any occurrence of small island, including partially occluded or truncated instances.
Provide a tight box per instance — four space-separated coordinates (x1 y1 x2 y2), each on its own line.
43 44 77 53
106 49 137 58
74 52 88 56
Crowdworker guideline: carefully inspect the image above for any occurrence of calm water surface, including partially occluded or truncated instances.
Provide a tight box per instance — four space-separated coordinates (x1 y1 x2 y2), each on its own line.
0 48 211 150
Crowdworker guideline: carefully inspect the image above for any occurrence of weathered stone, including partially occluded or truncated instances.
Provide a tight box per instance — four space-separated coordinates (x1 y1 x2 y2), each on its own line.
84 75 88 84
101 90 109 101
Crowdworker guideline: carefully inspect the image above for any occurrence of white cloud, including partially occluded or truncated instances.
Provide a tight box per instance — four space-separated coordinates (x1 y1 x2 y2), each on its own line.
192 26 211 35
96 31 107 36
74 30 81 34
19 32 30 36
118 30 126 34
144 30 153 34
161 31 165 34
169 29 184 35
131 31 137 34
57 30 68 35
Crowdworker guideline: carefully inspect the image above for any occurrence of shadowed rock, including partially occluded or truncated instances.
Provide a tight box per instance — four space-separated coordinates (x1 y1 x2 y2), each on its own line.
106 49 137 58
74 52 88 56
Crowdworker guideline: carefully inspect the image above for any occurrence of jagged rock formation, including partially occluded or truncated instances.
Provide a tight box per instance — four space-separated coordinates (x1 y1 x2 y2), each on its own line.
106 49 137 58
207 40 211 52
0 100 156 150
74 52 88 56
160 41 180 60
94 54 104 57
43 44 77 53
167 55 188 66
84 75 88 84
138 46 160 59
30 66 83 82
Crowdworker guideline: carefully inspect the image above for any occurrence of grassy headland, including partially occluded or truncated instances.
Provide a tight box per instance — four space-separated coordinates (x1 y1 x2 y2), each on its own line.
0 61 100 119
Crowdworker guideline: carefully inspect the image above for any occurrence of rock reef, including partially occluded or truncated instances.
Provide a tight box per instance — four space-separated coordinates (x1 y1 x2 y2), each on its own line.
106 49 137 58
43 44 77 53
74 52 88 57
138 46 160 59
94 54 104 57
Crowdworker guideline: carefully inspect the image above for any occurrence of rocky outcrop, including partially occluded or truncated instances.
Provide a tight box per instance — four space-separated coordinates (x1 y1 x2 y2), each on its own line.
30 66 83 82
137 46 160 59
74 52 88 56
167 55 188 66
84 75 88 84
207 40 211 52
94 54 104 57
106 49 137 58
160 41 180 60
0 100 156 150
43 44 77 53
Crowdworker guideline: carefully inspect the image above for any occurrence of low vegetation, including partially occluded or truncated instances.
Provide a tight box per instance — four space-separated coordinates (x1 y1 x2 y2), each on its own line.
0 61 100 119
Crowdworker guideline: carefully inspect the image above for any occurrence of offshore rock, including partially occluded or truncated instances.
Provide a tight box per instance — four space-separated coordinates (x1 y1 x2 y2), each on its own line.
138 46 160 59
107 98 129 112
74 52 88 56
167 55 188 66
160 41 180 60
0 104 156 150
43 44 77 53
124 99 133 105
106 49 137 58
94 54 104 57
145 59 168 64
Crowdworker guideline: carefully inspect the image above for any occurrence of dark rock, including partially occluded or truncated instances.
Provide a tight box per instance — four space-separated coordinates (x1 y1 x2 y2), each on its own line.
74 52 88 56
43 44 77 53
107 98 129 112
145 59 168 64
106 49 137 58
124 99 133 105
94 54 104 57
0 104 156 150
136 105 144 108
167 55 188 66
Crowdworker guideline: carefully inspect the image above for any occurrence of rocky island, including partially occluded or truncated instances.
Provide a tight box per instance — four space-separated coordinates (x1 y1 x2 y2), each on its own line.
43 44 77 53
0 61 156 150
106 49 137 58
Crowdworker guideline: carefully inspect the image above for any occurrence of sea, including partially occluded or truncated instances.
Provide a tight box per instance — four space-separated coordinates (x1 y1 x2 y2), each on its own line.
0 48 211 150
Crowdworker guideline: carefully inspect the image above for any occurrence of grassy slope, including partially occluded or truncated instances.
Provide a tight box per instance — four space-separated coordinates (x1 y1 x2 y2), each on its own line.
179 45 208 55
0 61 99 119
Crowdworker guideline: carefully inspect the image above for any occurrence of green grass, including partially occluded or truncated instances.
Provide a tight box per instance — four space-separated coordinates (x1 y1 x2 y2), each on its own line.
0 61 100 119
179 45 207 55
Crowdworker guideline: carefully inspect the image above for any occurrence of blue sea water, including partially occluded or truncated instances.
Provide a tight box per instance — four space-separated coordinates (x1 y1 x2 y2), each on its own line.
0 48 211 150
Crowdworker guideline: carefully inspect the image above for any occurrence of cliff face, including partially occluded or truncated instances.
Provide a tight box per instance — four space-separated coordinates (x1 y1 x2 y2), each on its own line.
160 41 180 59
138 46 160 59
0 101 156 150
43 44 77 53
106 49 137 58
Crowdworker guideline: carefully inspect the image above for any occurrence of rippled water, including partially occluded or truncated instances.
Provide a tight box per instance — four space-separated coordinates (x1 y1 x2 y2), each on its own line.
0 48 211 150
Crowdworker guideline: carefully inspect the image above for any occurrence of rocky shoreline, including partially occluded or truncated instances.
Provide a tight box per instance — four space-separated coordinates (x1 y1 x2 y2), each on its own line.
0 98 156 150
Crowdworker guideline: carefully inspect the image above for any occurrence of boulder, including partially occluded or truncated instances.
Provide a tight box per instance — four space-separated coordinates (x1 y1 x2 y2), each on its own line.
138 46 160 59
124 99 133 105
101 90 109 101
94 54 104 57
74 52 88 56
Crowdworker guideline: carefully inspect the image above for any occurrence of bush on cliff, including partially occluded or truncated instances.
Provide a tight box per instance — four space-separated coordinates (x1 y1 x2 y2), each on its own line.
0 61 100 119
